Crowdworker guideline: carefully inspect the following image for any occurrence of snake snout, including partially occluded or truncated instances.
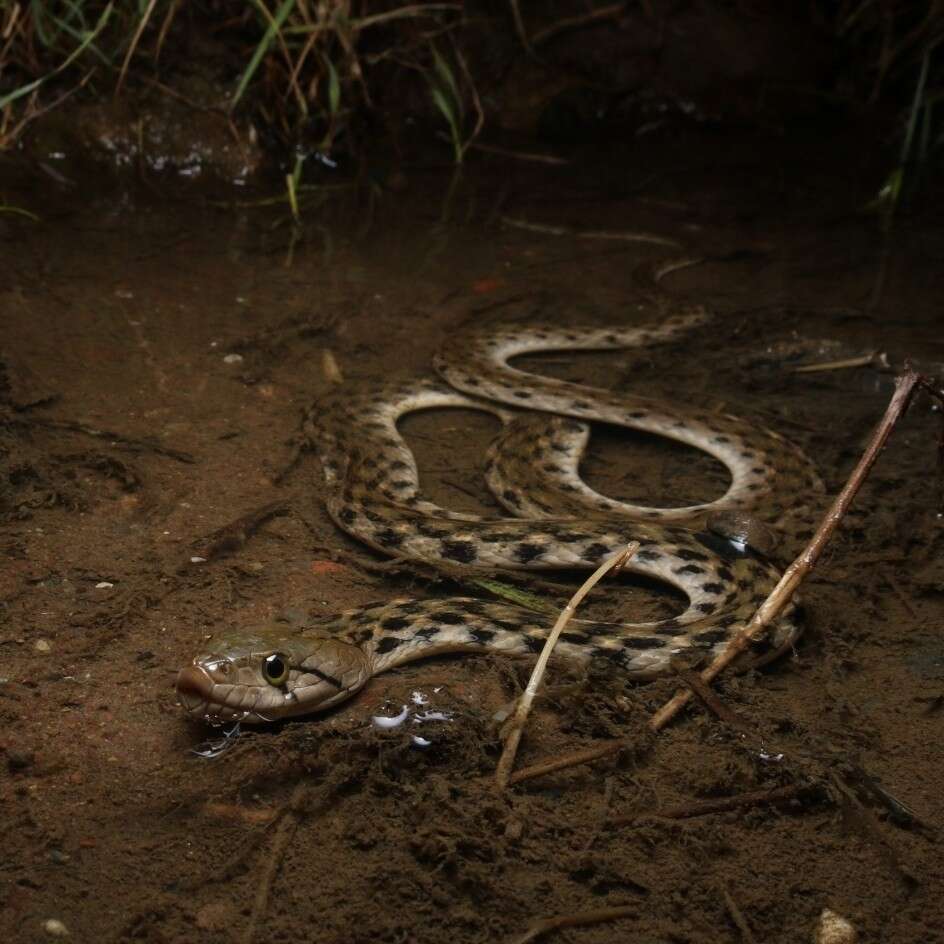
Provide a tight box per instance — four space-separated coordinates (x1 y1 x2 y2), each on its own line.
176 665 214 715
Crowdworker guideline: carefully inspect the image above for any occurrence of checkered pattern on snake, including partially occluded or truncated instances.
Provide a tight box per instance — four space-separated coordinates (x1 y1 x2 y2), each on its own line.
176 276 825 724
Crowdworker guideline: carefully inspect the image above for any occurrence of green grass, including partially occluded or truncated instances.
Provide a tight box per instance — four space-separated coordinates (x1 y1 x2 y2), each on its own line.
0 1 466 154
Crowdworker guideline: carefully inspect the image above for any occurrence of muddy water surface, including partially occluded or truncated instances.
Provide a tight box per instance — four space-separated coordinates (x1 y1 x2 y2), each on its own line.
2 128 943 943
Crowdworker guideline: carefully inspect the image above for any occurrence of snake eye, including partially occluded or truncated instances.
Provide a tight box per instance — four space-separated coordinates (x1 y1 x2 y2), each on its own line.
262 653 289 686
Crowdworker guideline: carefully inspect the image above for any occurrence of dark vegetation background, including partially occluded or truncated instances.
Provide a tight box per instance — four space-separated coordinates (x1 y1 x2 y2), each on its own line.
0 1 941 209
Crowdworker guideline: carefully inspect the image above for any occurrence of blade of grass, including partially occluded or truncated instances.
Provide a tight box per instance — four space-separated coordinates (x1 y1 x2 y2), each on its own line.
471 578 559 615
430 85 461 162
431 44 462 119
0 203 40 222
324 53 341 118
0 2 114 110
33 0 112 66
230 0 298 111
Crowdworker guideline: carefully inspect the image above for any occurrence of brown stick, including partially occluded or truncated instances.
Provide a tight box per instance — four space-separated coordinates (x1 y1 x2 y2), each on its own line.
648 369 923 732
609 784 812 827
720 884 757 944
13 416 196 462
530 2 625 48
508 740 626 786
190 498 291 563
508 905 637 944
671 662 746 730
241 782 309 944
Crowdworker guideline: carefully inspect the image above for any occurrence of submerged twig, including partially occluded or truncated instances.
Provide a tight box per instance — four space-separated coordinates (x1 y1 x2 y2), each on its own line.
508 904 636 944
531 2 625 48
500 215 682 248
793 352 889 373
189 498 291 563
241 781 309 944
470 141 570 165
610 784 814 827
720 883 757 944
10 415 195 462
495 543 638 788
670 661 746 730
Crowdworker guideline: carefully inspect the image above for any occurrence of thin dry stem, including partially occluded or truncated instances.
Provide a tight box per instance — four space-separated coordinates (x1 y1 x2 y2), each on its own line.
115 0 159 97
508 905 636 944
610 784 812 827
507 0 536 59
354 4 462 30
531 3 624 48
495 542 638 789
793 352 885 373
241 781 309 944
720 884 757 944
500 215 682 247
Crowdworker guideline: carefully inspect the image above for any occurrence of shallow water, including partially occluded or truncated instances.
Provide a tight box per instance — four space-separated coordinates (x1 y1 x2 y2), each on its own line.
2 126 943 943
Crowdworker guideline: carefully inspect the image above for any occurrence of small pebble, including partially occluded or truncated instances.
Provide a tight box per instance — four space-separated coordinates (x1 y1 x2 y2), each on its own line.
94 581 114 589
223 353 244 365
814 908 857 944
196 902 235 931
43 919 69 937
34 639 52 654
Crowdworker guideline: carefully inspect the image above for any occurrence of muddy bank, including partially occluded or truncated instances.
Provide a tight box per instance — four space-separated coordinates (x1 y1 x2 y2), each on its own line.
1 125 943 943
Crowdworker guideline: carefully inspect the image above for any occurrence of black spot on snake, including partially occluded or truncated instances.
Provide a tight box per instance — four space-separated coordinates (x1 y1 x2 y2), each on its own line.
375 636 404 654
440 540 478 563
513 542 545 564
435 611 464 625
635 549 664 563
580 543 611 563
674 564 704 575
381 616 411 632
375 528 404 547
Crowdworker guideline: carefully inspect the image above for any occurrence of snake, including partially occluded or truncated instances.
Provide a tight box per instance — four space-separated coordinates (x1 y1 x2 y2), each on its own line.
176 266 825 726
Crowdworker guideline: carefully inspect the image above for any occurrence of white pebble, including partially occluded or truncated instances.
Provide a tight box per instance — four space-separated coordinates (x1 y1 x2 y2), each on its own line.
34 639 52 654
814 908 857 944
95 582 114 589
223 353 243 365
43 919 69 937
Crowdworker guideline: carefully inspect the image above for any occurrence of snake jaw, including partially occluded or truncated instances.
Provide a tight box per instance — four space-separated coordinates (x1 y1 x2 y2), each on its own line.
176 661 265 725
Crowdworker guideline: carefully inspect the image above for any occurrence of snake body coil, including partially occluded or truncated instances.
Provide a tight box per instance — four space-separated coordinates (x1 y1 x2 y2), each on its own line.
177 296 824 725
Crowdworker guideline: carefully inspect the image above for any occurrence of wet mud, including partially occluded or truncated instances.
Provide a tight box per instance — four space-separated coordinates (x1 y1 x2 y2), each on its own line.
1 126 943 943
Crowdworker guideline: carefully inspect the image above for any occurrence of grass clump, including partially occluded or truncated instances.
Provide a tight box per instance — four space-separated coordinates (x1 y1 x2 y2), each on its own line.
0 1 474 159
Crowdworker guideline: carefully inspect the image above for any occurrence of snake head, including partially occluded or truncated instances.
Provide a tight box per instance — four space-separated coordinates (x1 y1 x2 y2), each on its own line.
176 624 373 725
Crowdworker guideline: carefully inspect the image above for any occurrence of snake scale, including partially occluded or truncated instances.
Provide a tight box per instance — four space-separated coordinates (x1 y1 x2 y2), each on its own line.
177 267 825 725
